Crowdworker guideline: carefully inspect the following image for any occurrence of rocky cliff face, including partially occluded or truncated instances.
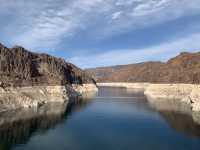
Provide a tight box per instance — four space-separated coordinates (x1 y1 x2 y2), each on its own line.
0 43 95 87
0 43 97 111
87 52 200 84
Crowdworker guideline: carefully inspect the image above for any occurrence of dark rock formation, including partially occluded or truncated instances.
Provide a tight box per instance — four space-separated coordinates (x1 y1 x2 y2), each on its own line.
86 52 200 84
0 43 95 87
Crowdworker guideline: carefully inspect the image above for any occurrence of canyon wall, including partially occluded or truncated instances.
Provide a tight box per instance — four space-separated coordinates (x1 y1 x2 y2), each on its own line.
87 52 200 84
89 52 200 112
145 84 200 112
0 43 97 111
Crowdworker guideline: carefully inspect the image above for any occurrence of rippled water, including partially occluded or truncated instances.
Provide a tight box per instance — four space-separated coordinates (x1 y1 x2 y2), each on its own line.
0 87 200 150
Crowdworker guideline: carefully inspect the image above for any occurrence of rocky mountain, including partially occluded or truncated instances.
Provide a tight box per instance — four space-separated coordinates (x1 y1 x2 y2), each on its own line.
86 52 200 84
0 43 95 87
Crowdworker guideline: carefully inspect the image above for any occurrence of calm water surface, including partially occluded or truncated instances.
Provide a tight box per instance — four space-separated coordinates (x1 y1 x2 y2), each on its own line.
0 87 200 150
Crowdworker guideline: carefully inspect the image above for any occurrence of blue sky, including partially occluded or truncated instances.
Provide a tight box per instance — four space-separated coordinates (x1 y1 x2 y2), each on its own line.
0 0 200 68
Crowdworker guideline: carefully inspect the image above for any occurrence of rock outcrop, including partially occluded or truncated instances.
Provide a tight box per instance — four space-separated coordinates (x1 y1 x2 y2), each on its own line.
0 43 97 111
0 43 95 87
144 84 200 112
87 52 200 84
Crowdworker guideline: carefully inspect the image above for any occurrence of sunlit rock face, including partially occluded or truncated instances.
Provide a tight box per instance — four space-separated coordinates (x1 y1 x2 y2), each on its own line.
0 86 69 111
0 43 97 111
73 84 98 94
0 43 95 87
145 84 200 112
87 52 200 84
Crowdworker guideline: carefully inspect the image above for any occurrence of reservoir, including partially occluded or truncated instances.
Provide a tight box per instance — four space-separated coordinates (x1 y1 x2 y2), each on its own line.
0 87 200 150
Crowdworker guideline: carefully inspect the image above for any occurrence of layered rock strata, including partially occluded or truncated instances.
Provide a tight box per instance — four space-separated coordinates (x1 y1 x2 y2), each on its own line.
87 52 200 84
145 84 200 112
0 43 97 111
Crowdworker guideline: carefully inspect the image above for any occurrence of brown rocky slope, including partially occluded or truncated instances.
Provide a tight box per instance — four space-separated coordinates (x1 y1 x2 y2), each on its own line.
86 52 200 84
0 43 97 110
0 43 95 87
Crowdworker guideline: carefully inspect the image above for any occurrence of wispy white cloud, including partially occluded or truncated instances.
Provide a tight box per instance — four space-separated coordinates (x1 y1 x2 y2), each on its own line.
100 0 200 38
111 11 123 20
0 0 109 50
131 0 171 16
1 0 200 51
69 32 200 68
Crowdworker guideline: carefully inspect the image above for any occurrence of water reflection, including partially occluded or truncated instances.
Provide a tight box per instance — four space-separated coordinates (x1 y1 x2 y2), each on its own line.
148 99 200 138
0 98 90 150
160 111 200 138
101 87 200 139
97 86 144 97
0 87 200 150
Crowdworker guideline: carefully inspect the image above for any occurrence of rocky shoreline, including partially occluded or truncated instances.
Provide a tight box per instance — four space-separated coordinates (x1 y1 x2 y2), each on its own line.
0 43 98 112
0 84 98 112
97 83 200 112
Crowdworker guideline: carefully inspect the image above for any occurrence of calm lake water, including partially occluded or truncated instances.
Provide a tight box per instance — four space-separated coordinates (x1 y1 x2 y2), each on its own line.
0 87 200 150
